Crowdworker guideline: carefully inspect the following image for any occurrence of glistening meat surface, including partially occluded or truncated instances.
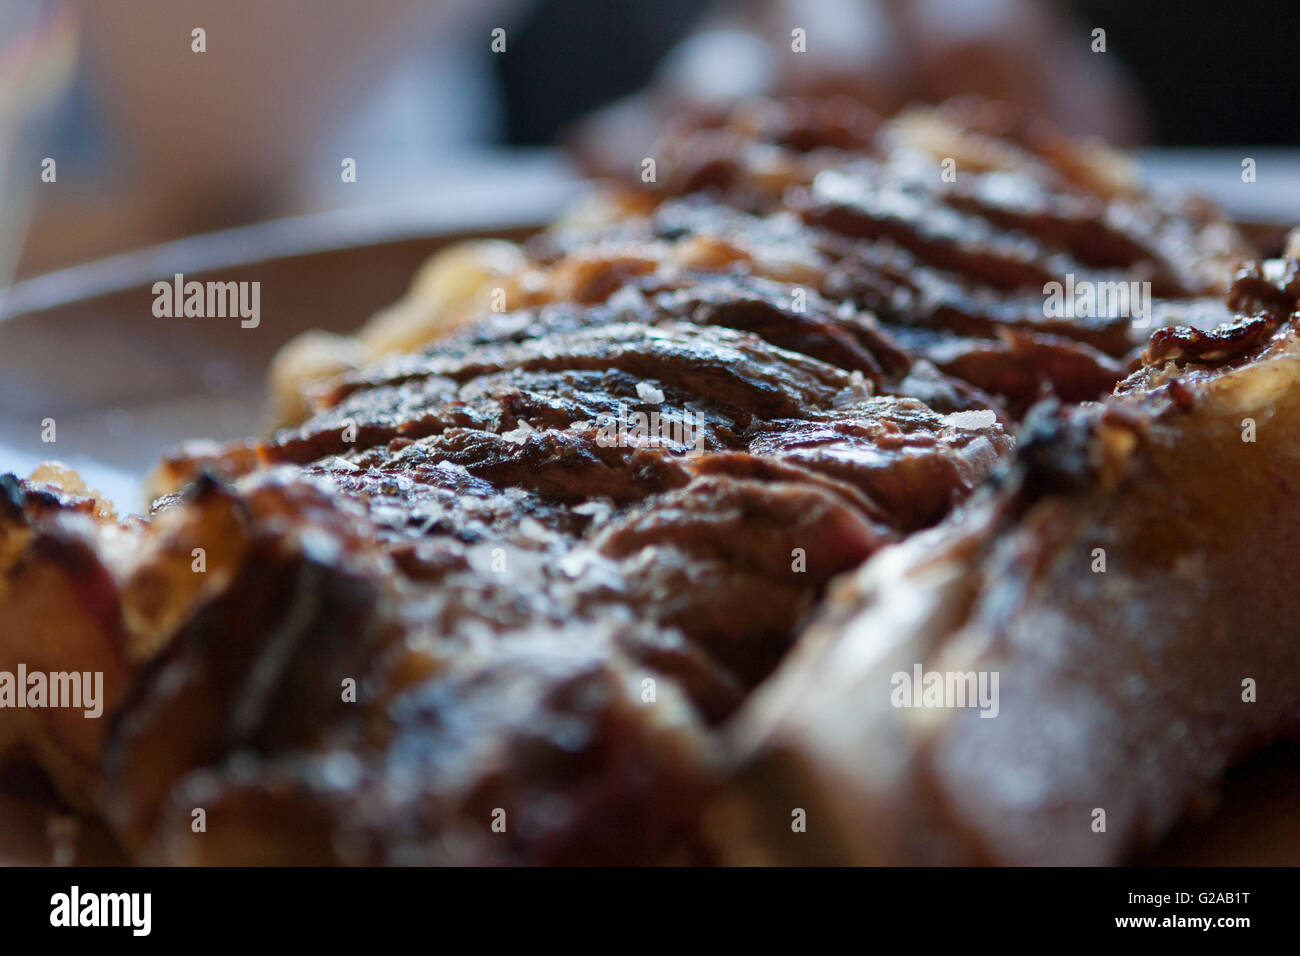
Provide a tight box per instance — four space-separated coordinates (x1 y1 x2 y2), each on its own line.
720 263 1300 864
0 96 1284 864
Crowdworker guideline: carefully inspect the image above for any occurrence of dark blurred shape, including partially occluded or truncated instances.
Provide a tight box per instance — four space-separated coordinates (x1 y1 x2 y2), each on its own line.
1075 0 1300 145
497 0 1299 148
492 0 709 145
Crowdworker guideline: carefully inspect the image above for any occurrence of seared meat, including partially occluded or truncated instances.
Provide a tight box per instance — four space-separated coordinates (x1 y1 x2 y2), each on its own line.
0 96 1276 865
2 299 1009 864
621 96 1251 416
718 263 1300 864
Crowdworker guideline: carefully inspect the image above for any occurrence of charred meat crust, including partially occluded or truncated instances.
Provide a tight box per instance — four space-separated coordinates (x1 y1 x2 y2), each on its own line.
724 306 1300 864
0 96 1278 864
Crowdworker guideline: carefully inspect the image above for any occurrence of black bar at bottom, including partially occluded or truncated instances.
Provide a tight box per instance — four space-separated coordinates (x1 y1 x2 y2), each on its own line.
0 865 1280 942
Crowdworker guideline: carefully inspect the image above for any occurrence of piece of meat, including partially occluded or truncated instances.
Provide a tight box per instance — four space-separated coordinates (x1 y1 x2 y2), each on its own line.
2 317 1011 865
717 263 1300 864
0 95 1270 866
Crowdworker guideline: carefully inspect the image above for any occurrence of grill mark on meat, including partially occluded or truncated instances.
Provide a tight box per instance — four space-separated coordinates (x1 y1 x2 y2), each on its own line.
327 323 853 420
924 164 1235 298
797 169 1110 294
361 427 694 505
649 274 911 383
821 240 1139 357
823 155 1204 295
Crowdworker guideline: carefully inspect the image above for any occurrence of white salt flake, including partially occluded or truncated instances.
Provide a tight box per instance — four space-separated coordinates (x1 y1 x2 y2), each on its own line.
942 410 998 430
635 381 666 404
500 420 537 444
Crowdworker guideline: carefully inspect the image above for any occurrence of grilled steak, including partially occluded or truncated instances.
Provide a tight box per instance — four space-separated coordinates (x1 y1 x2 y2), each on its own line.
0 97 1285 865
721 260 1300 864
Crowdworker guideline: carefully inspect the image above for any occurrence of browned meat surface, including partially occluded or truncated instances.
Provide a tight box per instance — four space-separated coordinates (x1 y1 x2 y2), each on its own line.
719 264 1300 864
0 96 1279 865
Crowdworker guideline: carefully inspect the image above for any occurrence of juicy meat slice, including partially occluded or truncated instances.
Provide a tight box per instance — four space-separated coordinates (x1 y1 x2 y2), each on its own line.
748 402 1005 531
921 329 1128 415
100 490 718 864
329 321 853 416
590 469 891 687
719 265 1300 864
2 310 1010 864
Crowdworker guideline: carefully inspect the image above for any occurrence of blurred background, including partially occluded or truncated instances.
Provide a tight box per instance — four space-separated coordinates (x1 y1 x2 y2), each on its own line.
2 0 1299 282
